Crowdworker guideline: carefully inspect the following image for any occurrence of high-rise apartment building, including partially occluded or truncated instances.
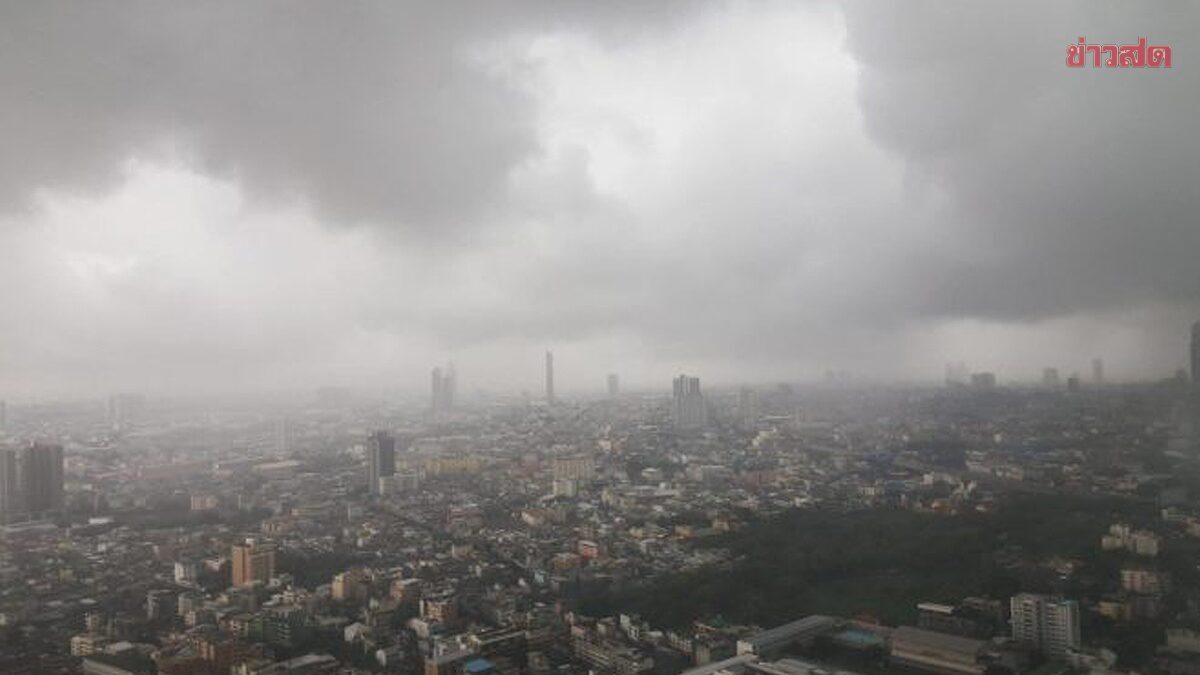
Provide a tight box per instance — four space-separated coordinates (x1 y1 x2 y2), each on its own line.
231 540 276 587
672 374 707 430
106 392 145 432
738 387 759 429
1010 593 1080 659
1191 321 1200 384
431 364 456 414
432 366 444 412
970 372 997 389
1042 368 1060 387
367 431 396 496
20 442 64 515
0 448 17 522
274 417 293 454
545 351 555 404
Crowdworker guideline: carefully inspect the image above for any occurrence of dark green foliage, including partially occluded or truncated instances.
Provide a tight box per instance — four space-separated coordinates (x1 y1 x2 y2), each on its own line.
581 494 1153 630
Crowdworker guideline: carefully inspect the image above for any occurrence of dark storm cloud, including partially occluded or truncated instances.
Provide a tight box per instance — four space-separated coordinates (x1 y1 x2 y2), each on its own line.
0 1 1196 394
0 1 692 235
842 1 1200 321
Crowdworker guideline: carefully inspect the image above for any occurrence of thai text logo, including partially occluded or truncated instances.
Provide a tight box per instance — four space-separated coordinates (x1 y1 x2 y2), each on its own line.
1067 37 1171 68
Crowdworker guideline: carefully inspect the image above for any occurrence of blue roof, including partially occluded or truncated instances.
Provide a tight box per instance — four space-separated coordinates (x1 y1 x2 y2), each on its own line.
465 658 495 673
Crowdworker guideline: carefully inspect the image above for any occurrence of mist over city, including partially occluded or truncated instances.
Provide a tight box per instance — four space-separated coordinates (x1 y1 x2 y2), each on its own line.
2 3 1200 675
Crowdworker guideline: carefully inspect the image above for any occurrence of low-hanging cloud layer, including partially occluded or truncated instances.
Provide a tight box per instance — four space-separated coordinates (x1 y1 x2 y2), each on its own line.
0 0 1196 397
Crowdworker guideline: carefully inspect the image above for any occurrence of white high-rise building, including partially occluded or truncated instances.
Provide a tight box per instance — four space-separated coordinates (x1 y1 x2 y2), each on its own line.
672 374 707 430
1011 593 1080 659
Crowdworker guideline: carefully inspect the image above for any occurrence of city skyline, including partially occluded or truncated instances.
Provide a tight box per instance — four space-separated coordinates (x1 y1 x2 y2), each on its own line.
2 3 1199 674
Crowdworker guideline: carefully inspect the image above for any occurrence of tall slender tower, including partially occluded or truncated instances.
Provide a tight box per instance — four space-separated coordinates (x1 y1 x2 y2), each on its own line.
738 387 759 429
1191 321 1200 384
366 431 396 496
1092 358 1104 385
443 362 456 409
431 366 444 414
545 350 555 404
607 373 619 397
0 448 16 522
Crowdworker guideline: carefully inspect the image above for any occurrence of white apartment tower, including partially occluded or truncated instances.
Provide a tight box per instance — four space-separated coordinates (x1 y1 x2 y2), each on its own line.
1010 593 1080 659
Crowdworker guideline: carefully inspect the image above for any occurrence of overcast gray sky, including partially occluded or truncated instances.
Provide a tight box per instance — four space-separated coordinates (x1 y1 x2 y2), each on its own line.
0 1 1196 397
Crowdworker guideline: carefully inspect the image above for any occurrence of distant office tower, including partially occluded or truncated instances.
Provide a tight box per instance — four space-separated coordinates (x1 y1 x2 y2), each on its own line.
545 351 555 404
607 373 619 397
443 362 456 408
0 448 16 521
1042 368 1060 387
231 540 276 587
431 364 456 414
106 392 145 432
738 387 759 429
431 366 444 412
274 418 293 454
1011 594 1080 659
0 399 6 430
970 372 996 389
20 442 64 515
672 374 707 429
1092 358 1104 385
1191 321 1200 384
944 361 969 386
1066 374 1081 392
367 431 396 496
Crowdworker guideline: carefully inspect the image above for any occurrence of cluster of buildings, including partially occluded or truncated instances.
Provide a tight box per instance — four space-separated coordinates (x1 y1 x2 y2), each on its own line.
1 344 1200 674
0 442 65 523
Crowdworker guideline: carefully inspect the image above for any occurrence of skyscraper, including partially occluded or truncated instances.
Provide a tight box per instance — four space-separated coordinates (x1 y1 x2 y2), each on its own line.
432 366 444 413
1010 593 1080 659
0 448 17 522
20 442 64 515
1191 321 1200 384
545 350 555 404
738 387 759 429
274 417 293 454
1092 358 1104 385
607 373 619 397
106 392 145 432
0 399 7 430
443 362 456 408
430 363 457 414
1042 368 1060 387
944 361 969 386
231 540 276 587
367 431 396 496
672 374 707 430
